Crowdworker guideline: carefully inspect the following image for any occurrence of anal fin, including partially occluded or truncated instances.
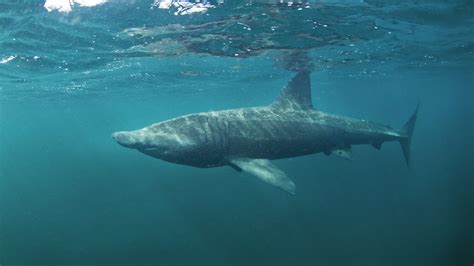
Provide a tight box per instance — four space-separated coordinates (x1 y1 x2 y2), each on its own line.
229 158 295 195
372 141 382 150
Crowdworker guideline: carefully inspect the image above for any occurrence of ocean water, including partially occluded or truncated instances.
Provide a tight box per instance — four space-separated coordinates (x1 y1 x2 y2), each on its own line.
1 0 473 264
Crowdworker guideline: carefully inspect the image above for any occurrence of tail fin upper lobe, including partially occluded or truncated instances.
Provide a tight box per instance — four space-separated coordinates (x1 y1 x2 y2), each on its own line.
399 102 420 168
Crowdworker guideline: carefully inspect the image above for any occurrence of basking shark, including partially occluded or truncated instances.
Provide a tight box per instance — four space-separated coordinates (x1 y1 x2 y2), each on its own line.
112 71 418 194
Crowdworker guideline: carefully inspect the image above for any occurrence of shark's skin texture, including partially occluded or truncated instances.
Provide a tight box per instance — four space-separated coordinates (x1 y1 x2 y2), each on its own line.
114 108 400 165
113 71 418 194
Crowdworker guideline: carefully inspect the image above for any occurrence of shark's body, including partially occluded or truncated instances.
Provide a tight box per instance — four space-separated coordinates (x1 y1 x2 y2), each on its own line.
113 71 418 194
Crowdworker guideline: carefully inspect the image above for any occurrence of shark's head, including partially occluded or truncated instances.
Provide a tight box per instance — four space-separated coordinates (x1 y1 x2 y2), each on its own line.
112 127 193 163
112 130 147 149
112 116 220 167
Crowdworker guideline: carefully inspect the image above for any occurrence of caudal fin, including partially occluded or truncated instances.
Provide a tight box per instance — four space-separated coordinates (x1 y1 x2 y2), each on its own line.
399 102 420 168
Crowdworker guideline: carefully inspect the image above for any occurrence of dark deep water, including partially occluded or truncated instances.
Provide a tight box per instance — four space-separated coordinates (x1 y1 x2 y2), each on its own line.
1 0 473 265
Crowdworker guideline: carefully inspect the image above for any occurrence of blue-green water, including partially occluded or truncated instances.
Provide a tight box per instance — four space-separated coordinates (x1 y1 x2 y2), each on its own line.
1 0 473 264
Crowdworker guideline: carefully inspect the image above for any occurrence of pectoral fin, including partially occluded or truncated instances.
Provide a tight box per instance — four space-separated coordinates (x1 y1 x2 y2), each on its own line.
229 158 295 195
331 147 352 160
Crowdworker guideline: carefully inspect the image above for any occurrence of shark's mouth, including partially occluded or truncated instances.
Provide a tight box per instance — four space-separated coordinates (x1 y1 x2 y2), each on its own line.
143 147 159 151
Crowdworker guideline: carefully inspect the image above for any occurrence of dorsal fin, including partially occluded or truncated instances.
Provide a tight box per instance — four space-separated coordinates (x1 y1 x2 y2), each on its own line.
272 71 313 110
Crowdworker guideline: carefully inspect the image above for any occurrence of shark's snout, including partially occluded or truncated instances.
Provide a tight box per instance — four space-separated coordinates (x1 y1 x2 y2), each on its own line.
112 131 137 148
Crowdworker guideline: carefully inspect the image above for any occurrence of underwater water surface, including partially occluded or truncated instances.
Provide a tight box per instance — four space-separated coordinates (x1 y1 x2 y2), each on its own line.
0 0 473 264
